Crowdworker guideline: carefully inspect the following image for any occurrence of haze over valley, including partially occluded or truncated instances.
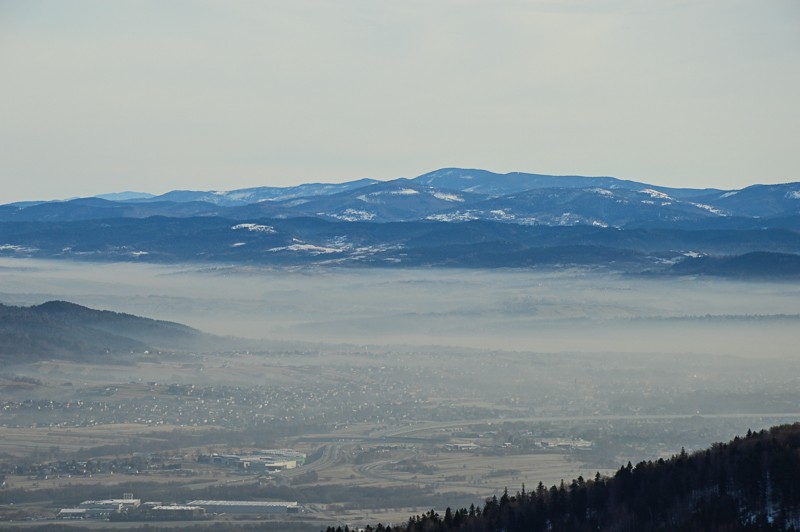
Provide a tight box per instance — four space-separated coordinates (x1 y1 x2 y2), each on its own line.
1 170 799 529
1 259 799 357
1 255 799 529
2 0 799 526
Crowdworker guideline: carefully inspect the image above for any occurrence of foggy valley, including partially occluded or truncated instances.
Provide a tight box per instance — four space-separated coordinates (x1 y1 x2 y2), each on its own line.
2 258 799 355
1 259 798 529
3 0 799 528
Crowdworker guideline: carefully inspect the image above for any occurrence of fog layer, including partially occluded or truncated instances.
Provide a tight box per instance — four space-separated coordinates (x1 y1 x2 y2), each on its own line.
1 259 798 358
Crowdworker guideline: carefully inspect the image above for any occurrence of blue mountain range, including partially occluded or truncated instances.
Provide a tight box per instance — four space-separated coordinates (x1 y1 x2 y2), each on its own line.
1 168 798 276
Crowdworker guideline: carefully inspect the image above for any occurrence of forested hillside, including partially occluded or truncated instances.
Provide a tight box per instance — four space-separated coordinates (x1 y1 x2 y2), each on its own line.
0 301 216 361
330 423 800 532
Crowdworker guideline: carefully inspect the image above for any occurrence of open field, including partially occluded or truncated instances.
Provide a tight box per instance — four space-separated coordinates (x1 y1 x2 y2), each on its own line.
0 425 222 458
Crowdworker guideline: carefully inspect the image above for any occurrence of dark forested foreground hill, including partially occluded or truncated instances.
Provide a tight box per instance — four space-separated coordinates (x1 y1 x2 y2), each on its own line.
332 423 800 532
0 301 224 362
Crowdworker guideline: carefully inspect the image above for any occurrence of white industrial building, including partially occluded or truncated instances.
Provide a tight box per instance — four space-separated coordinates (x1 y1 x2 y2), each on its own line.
148 505 206 519
74 493 141 518
255 449 307 465
187 500 300 514
202 452 299 472
57 508 87 519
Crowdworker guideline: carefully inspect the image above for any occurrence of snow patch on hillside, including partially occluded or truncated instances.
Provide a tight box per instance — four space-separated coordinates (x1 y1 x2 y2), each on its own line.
432 192 465 202
269 242 343 254
690 203 727 216
232 223 276 233
358 188 420 203
0 244 37 253
391 188 420 195
326 209 376 221
282 198 310 207
557 212 582 225
426 211 479 222
639 189 673 200
224 192 256 201
489 209 516 220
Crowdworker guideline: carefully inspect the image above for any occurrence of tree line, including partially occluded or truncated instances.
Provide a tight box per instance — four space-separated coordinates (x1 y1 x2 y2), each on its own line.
326 423 800 531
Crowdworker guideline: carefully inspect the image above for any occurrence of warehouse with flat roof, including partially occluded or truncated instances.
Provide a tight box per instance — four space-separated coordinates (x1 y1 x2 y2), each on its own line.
187 500 300 514
149 505 206 520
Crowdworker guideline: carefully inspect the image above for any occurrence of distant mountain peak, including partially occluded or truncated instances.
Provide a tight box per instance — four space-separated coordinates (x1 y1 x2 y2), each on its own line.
96 191 155 201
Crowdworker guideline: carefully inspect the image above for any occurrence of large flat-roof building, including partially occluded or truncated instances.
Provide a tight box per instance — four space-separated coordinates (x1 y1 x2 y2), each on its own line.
149 505 206 520
57 508 87 519
77 494 141 518
199 451 302 472
187 500 300 514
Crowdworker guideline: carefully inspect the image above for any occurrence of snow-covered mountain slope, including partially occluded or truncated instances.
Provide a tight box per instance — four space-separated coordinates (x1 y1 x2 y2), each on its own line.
0 168 797 229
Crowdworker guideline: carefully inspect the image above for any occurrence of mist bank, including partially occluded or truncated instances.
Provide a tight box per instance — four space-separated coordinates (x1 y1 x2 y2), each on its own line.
1 258 798 358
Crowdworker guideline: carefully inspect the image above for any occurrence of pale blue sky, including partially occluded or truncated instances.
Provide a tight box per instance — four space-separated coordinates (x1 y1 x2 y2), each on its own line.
1 0 798 202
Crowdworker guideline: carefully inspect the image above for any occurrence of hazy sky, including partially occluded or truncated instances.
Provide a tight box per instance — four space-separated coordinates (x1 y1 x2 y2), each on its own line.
1 1 798 203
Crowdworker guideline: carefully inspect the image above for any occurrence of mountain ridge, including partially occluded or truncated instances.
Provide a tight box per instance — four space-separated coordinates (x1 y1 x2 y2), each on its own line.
2 168 797 226
0 300 221 362
1 168 798 276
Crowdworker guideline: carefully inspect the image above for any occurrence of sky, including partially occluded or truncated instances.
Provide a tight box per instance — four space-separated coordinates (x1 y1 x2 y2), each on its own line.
0 0 798 203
